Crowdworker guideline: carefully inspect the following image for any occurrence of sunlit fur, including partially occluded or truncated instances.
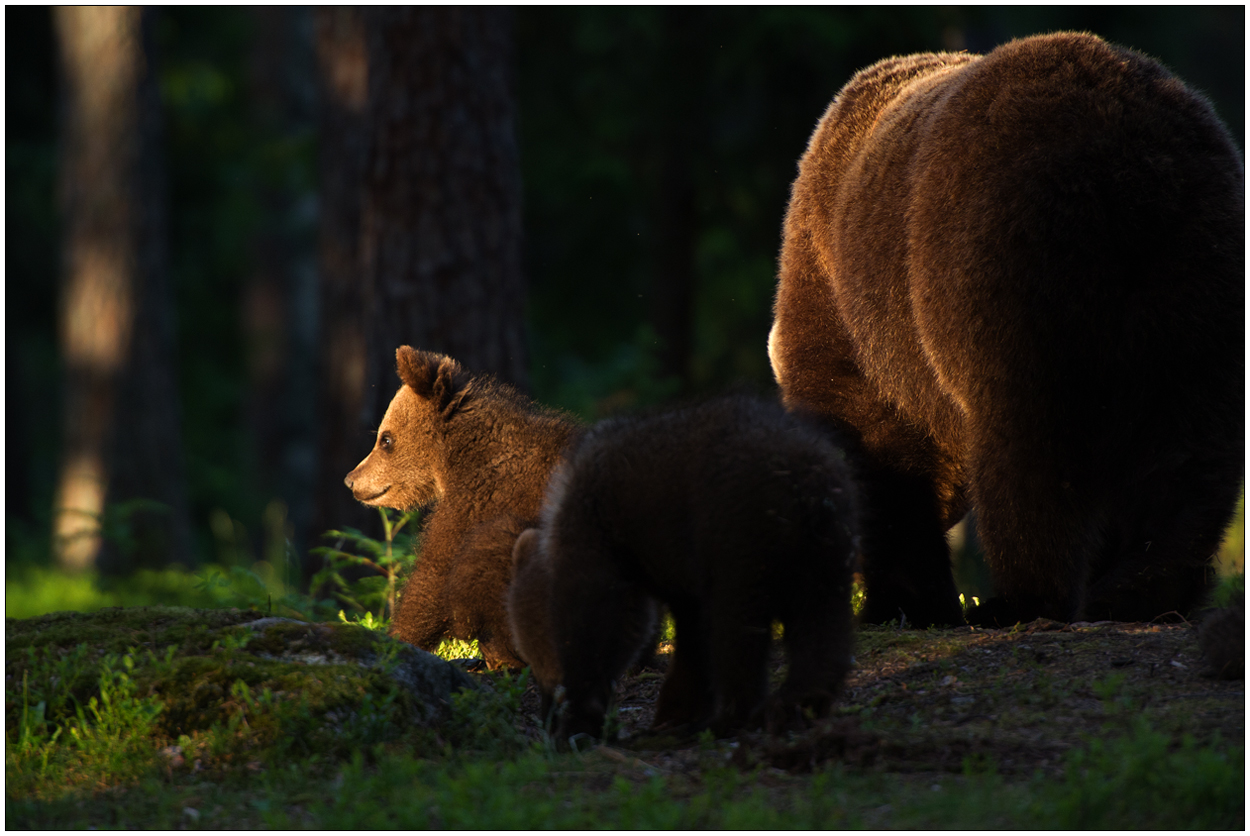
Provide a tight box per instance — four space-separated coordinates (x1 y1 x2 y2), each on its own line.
344 346 579 669
770 33 1244 626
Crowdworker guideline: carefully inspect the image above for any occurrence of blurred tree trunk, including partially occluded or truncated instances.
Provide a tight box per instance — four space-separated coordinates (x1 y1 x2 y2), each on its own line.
647 8 703 391
52 6 192 573
246 7 319 576
360 6 528 431
310 5 377 566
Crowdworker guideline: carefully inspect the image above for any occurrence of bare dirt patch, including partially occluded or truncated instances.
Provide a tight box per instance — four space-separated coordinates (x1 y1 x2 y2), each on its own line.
511 619 1243 777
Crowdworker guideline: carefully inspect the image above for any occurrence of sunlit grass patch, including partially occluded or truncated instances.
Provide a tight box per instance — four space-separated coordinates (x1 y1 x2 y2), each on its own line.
1215 490 1244 578
434 637 481 661
4 566 223 620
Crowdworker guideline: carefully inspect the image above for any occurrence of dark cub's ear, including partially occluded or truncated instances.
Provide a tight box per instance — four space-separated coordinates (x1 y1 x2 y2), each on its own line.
513 528 541 569
395 346 473 417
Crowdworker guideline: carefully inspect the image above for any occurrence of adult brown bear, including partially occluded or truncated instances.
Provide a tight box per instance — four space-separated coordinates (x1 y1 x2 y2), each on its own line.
768 33 1244 627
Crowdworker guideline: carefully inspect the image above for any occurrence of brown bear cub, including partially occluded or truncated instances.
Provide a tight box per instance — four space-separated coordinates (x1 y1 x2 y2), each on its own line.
345 347 578 668
508 395 860 742
769 33 1244 627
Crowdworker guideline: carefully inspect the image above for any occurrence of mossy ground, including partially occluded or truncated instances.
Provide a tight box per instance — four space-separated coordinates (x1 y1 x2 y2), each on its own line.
6 605 1243 829
5 607 479 812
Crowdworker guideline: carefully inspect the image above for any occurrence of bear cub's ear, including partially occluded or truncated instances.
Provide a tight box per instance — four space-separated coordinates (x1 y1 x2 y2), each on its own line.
395 346 473 416
513 528 541 570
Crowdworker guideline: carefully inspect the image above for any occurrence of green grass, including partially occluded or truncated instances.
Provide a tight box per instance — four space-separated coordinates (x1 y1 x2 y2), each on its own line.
6 566 224 619
7 721 1241 829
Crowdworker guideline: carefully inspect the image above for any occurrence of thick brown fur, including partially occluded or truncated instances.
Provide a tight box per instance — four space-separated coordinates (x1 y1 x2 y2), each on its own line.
508 395 859 742
769 33 1244 626
345 347 579 668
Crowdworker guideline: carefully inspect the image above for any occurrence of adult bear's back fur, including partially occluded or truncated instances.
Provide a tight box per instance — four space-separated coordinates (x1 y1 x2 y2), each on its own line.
769 33 1244 625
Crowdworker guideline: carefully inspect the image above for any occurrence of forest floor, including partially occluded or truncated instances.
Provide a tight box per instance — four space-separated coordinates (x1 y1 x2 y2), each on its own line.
6 608 1244 829
522 618 1243 776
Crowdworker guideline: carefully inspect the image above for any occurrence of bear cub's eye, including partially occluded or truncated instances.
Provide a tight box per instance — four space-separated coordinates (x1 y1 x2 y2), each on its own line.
380 432 394 452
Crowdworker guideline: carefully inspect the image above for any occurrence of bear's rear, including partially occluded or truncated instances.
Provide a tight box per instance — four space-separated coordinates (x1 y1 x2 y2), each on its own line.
770 33 1243 626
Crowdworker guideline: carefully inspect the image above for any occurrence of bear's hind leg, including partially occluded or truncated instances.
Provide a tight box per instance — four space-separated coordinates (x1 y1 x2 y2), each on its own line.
552 555 654 743
1085 459 1241 622
965 442 1098 625
705 592 773 736
858 465 964 627
770 566 855 732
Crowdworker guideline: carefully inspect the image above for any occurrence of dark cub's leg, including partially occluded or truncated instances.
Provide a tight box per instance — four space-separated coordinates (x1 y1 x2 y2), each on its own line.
705 587 772 736
771 561 855 732
551 543 654 743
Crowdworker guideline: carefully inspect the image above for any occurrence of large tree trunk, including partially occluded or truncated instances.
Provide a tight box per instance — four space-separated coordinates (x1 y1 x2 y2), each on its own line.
309 6 378 563
52 6 192 572
360 6 528 431
245 7 319 575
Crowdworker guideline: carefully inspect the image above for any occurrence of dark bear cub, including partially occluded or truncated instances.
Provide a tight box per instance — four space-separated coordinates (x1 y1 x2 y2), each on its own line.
509 527 660 729
345 347 578 668
508 395 860 741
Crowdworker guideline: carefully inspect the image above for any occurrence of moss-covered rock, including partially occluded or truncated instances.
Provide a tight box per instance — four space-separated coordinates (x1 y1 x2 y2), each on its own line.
5 607 477 764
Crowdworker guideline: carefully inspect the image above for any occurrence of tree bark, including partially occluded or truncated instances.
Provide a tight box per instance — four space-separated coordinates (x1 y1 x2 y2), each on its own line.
310 6 378 561
360 6 528 433
245 7 319 574
53 6 192 572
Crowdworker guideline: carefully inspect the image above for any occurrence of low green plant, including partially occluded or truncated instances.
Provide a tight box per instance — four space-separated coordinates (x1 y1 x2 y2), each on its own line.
311 508 421 628
1042 721 1243 829
6 647 172 799
193 563 334 620
66 653 164 750
444 669 530 757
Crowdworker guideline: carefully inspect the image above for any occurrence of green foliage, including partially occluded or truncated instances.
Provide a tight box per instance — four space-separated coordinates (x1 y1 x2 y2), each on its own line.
659 612 677 643
1214 490 1245 579
1042 722 1243 829
65 654 166 753
192 563 333 622
6 647 171 799
310 508 421 629
443 669 530 758
853 579 868 615
1210 572 1245 609
432 636 482 661
5 565 232 620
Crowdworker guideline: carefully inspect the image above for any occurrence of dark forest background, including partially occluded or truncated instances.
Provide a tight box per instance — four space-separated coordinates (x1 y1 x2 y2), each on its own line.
6 7 1244 592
